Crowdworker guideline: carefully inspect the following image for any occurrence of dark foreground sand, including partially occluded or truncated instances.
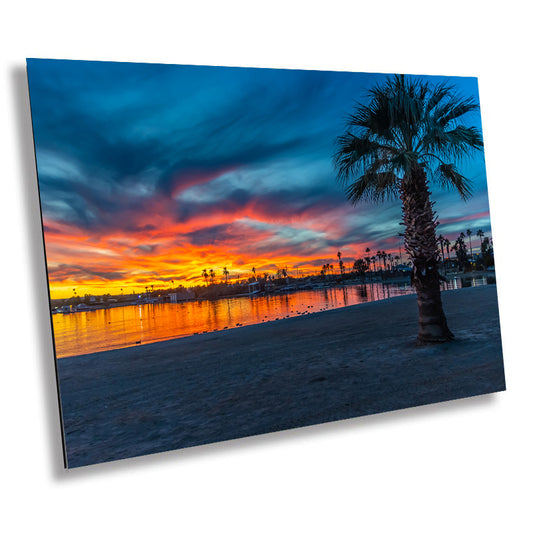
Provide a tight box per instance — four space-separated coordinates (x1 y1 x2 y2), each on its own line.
57 285 505 468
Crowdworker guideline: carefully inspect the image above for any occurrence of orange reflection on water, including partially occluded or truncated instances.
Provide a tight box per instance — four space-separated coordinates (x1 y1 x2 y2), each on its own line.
52 277 492 358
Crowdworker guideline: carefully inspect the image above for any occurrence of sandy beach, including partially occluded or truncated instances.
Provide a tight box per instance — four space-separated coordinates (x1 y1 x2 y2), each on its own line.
57 285 505 468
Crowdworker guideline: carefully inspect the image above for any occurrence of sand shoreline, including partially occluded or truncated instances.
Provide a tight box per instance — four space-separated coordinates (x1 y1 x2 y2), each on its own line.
57 285 505 468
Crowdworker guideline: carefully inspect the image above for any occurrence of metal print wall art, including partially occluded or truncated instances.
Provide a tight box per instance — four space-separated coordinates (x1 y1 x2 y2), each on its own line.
27 59 506 468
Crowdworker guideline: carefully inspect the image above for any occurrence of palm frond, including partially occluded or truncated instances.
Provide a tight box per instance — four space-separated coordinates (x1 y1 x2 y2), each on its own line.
333 133 384 182
431 163 473 200
425 82 452 114
345 170 399 205
444 125 484 150
426 125 484 161
433 96 479 127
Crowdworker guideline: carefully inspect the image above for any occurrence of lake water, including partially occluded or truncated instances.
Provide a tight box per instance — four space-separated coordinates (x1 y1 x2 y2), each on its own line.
52 275 495 358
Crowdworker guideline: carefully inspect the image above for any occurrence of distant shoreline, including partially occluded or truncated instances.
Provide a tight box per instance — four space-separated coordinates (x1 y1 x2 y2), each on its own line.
53 272 497 359
57 285 505 468
50 270 495 312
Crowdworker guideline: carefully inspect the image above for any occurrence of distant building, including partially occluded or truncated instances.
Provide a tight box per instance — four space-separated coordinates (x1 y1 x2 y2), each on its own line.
248 281 261 295
169 291 194 303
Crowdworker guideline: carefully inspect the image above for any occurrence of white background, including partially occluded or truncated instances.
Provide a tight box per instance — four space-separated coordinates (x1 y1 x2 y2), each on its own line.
1 1 531 531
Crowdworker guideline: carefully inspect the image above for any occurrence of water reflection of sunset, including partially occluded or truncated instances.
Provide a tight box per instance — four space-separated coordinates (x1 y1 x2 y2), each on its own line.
52 285 404 357
52 278 492 358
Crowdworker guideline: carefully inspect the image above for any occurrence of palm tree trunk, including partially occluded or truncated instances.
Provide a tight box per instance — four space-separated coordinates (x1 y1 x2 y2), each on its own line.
400 167 453 343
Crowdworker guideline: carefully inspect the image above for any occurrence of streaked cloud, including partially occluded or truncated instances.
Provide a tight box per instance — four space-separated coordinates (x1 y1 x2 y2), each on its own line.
27 60 493 297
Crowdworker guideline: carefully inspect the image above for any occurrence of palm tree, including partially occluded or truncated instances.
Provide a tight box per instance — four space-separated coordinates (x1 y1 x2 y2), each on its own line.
444 238 451 268
202 269 208 286
476 229 484 251
437 234 446 274
377 250 386 272
452 235 468 270
209 269 215 284
364 256 372 281
223 267 229 283
364 249 371 280
334 74 483 342
397 233 404 264
466 229 473 260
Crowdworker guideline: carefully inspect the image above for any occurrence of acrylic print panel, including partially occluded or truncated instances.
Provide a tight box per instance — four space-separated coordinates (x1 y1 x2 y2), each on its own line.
27 59 505 468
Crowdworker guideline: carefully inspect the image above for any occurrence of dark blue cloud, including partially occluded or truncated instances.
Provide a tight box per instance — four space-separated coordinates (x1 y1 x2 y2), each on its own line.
27 59 491 251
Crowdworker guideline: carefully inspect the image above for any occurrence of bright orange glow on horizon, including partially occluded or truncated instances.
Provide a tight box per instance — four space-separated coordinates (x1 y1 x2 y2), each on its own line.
44 197 491 300
43 203 383 299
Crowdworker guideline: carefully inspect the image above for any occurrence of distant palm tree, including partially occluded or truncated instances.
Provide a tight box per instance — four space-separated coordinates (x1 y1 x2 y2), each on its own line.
444 238 451 266
209 269 215 284
377 250 386 271
437 235 446 274
397 232 404 264
477 229 484 251
466 229 473 260
364 256 372 281
223 267 229 283
452 235 468 269
202 269 208 286
334 74 482 342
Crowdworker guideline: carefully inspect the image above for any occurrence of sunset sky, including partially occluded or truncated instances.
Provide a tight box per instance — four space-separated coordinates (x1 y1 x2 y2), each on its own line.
27 59 493 299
